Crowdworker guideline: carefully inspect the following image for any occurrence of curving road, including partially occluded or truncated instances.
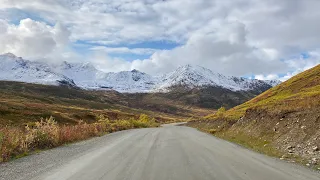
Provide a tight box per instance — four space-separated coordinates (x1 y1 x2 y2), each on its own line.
1 124 319 180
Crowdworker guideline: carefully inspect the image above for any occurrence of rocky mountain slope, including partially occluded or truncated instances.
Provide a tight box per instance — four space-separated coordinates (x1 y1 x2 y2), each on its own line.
189 64 320 168
0 53 280 93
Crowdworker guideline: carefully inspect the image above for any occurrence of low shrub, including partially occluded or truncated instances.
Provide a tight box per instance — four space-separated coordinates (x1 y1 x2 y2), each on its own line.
132 120 149 128
0 128 25 162
25 117 59 149
208 129 217 134
0 114 159 162
205 107 226 120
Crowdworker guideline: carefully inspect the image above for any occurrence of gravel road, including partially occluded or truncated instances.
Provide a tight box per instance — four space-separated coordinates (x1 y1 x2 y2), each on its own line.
1 124 319 180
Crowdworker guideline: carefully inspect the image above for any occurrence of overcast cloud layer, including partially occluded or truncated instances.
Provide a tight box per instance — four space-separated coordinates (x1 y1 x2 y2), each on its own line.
0 0 320 81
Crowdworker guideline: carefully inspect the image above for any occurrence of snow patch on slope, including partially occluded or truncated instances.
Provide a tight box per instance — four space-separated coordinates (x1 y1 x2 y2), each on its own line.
264 80 282 87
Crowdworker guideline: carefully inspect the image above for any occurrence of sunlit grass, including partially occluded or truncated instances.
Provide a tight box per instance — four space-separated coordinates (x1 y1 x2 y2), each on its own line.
205 64 320 121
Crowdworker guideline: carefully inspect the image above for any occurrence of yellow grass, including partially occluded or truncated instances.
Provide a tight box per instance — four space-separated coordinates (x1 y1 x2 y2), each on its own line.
0 114 159 162
205 64 320 121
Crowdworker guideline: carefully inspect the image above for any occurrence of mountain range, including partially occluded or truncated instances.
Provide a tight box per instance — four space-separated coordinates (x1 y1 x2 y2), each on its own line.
0 53 280 93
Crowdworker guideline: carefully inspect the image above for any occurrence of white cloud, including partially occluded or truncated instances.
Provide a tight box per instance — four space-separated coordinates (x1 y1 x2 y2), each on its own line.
0 18 71 61
255 74 280 81
0 0 320 79
128 22 288 76
280 50 320 81
89 51 132 73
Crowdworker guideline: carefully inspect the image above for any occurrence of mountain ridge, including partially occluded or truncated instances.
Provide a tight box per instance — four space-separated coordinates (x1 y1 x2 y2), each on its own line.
0 53 281 93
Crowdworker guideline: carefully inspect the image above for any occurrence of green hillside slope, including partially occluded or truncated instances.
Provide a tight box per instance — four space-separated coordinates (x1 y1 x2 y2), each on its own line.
189 64 320 169
206 64 320 121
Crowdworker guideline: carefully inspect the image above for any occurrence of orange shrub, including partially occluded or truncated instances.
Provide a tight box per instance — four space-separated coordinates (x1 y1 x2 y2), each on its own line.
0 127 25 162
0 114 158 162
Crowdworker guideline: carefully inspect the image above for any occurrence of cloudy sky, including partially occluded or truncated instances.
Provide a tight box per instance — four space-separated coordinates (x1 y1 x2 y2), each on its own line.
0 0 319 81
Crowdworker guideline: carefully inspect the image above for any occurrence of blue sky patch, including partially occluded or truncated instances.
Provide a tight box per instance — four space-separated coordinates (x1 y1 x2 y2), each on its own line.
1 8 52 26
300 52 310 59
109 54 150 61
75 40 181 61
125 41 180 50
76 40 180 50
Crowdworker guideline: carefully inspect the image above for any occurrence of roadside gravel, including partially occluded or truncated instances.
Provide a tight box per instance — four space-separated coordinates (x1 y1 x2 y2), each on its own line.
0 129 138 180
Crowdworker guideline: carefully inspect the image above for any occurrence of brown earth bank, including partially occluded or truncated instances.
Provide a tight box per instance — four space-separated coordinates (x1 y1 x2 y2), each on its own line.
187 107 320 169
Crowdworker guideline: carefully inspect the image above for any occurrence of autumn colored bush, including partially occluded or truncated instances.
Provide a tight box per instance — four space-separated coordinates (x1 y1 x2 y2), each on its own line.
0 127 25 162
0 114 159 162
25 117 60 149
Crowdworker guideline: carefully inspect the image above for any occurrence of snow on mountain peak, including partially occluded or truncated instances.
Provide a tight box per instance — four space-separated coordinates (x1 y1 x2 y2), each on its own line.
3 53 18 58
80 62 97 70
0 54 278 93
264 79 282 87
159 64 217 88
131 69 140 73
158 64 265 92
0 53 76 87
60 61 73 69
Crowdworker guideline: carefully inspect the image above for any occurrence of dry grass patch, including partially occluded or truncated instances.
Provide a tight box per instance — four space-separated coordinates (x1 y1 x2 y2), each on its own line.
0 114 159 162
205 64 320 122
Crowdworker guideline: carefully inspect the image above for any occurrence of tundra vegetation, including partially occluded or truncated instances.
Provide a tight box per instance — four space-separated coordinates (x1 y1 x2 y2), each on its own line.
190 64 320 169
0 114 158 162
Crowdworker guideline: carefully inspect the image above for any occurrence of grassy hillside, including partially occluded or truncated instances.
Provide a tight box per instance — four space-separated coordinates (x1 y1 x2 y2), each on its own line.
205 64 320 121
127 84 265 112
189 64 320 169
161 85 266 109
0 81 210 126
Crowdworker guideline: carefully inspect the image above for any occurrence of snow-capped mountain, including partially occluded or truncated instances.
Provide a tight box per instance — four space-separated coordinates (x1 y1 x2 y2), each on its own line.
54 61 106 89
264 80 282 87
157 65 276 92
101 70 159 92
0 53 281 93
52 61 158 92
0 53 76 87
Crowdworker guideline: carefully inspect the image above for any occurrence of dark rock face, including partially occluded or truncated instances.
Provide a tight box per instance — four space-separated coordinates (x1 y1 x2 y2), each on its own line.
57 79 77 88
